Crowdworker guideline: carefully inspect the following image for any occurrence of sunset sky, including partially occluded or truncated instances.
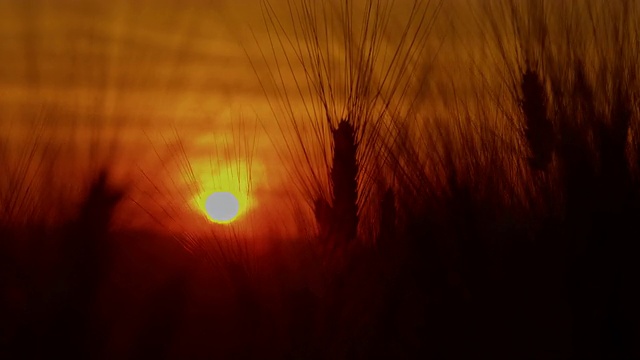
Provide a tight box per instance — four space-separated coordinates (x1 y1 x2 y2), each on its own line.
0 0 520 237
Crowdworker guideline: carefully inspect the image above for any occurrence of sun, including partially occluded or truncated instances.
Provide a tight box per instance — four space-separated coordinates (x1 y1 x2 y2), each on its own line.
204 191 240 224
189 159 259 226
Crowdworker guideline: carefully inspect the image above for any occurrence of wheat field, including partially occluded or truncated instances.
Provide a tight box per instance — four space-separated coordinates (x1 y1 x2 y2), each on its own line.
1 1 639 358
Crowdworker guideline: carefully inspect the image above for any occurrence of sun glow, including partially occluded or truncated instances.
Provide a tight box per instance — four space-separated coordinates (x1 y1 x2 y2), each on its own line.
189 158 260 226
193 185 249 224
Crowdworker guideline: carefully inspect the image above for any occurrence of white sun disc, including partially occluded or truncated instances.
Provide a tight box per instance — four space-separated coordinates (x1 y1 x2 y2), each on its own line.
205 191 240 223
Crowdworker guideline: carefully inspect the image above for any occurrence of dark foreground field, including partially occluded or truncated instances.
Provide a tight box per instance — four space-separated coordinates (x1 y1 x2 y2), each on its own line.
1 136 639 360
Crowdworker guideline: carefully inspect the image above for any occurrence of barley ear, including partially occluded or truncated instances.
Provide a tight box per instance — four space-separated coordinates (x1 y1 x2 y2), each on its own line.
330 119 359 246
520 66 554 171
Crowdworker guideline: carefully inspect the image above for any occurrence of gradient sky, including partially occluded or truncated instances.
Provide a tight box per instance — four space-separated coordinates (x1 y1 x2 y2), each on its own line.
0 0 505 237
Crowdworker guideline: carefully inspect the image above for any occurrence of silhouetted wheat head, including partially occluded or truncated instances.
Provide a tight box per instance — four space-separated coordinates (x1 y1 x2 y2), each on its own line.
318 119 360 250
249 0 442 254
56 170 122 314
520 66 554 172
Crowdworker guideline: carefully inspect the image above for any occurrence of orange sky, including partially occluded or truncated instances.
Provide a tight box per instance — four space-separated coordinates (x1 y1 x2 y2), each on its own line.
0 0 540 238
